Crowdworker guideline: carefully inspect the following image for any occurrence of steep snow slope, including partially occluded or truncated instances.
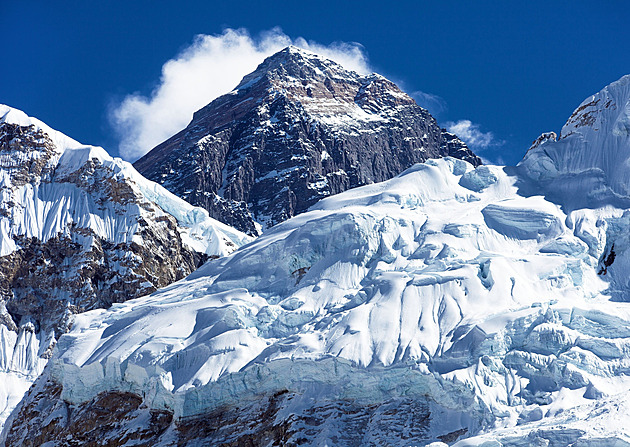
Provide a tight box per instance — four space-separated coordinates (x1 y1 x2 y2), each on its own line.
4 157 627 445
0 105 250 258
7 77 630 446
519 74 630 302
520 75 630 207
0 105 251 429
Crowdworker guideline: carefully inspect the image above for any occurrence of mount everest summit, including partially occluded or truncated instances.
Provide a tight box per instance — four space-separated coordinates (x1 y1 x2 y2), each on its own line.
134 46 480 235
2 47 630 446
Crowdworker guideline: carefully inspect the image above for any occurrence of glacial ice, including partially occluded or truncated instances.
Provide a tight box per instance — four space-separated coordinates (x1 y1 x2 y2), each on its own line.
32 150 628 444
8 75 630 445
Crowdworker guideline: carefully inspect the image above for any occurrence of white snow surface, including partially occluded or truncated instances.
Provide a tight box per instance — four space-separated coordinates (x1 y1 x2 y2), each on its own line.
0 104 251 257
47 163 630 442
11 76 630 444
0 105 252 429
520 74 630 208
0 322 49 431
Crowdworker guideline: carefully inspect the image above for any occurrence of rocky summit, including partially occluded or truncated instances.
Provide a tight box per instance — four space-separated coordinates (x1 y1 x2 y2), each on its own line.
134 46 481 235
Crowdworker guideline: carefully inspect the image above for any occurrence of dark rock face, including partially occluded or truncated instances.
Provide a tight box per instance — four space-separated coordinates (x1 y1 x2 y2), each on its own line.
5 378 468 446
0 217 205 338
134 46 481 235
0 121 206 359
4 379 172 447
0 123 58 187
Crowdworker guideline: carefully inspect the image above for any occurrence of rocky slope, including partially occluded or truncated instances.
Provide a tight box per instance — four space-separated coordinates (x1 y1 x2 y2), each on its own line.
0 105 252 429
134 46 481 235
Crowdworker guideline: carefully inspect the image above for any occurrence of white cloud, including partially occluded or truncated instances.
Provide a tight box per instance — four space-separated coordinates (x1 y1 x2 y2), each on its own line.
110 28 372 160
411 91 448 117
445 119 502 150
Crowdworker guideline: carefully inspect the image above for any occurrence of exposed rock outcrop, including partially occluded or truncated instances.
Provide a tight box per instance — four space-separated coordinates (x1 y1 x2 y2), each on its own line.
0 106 251 428
4 377 460 447
134 46 481 235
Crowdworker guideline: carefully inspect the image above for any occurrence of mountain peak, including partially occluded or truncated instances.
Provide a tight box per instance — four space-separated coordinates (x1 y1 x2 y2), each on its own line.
233 45 358 94
134 48 480 235
260 45 342 68
560 74 630 140
1 104 83 152
225 46 417 123
277 44 320 58
519 74 630 208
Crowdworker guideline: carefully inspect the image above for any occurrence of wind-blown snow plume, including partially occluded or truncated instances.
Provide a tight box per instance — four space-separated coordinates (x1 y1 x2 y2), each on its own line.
110 28 371 160
412 90 448 117
446 119 502 151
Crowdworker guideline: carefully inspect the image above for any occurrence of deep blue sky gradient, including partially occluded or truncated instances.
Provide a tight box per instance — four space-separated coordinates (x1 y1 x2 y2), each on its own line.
1 1 629 165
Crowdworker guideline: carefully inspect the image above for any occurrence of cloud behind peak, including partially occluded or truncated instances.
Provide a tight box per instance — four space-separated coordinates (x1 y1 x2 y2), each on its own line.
110 28 372 160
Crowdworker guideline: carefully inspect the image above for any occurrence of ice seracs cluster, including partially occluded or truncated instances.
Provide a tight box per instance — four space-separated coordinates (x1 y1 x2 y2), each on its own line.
11 146 630 444
6 73 630 445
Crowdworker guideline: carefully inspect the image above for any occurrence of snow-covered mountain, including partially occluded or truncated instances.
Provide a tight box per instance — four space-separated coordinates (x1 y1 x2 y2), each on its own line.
6 74 630 445
521 74 630 206
134 46 480 235
0 105 252 429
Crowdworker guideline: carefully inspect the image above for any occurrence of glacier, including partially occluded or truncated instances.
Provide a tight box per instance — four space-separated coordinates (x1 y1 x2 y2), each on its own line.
6 76 630 445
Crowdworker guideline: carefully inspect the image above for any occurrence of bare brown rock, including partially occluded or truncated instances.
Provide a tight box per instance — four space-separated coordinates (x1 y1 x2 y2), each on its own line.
6 379 453 446
5 379 172 446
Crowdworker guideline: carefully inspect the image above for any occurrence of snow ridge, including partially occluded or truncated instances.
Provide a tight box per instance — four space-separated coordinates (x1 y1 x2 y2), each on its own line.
0 105 252 430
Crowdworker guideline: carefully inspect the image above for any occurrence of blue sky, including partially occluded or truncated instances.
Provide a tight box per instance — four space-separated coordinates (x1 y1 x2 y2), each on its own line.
1 1 629 165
